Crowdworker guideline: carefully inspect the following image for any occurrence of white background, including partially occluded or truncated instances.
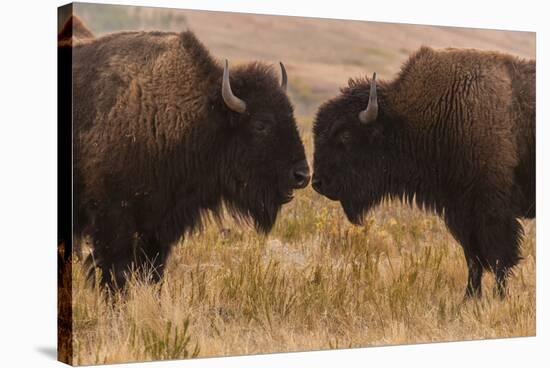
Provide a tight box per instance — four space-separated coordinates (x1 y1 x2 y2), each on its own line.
0 0 547 366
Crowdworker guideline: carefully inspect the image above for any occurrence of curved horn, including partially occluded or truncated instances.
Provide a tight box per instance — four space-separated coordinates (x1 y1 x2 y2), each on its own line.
358 72 378 124
222 60 247 114
279 62 287 92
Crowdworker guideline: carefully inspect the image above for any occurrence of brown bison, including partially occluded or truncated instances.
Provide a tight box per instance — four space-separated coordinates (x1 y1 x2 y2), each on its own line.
312 47 535 298
64 29 310 288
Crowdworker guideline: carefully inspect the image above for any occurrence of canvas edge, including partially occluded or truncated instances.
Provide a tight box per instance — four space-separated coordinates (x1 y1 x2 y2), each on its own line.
58 2 75 366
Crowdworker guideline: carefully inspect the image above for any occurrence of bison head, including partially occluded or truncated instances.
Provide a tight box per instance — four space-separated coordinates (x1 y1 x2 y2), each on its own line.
312 74 396 224
217 61 309 233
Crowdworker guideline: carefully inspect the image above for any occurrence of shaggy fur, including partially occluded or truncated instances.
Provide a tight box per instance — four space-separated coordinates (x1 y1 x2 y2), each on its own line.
67 30 307 288
312 46 535 298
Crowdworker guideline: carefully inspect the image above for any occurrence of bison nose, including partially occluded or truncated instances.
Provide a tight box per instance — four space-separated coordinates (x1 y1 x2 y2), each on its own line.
312 174 323 193
291 160 310 189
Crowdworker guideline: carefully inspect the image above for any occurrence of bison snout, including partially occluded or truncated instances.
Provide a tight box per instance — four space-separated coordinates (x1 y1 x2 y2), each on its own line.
311 173 323 193
312 173 338 200
291 160 311 189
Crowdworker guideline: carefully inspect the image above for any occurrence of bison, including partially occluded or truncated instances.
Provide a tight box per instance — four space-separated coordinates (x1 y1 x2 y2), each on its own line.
64 29 310 288
312 46 535 298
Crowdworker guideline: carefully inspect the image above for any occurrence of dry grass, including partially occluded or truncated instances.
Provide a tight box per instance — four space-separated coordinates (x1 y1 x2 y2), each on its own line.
70 124 535 365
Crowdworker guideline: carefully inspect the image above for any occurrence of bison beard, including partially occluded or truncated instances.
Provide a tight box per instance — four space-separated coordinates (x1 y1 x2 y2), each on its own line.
67 29 308 289
226 185 281 234
340 199 371 225
313 47 535 299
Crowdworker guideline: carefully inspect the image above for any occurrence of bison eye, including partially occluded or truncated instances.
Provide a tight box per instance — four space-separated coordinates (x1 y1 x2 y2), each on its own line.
337 130 352 147
253 120 268 134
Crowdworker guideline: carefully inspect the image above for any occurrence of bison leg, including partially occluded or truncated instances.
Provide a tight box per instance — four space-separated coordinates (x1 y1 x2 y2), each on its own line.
85 207 140 289
91 236 135 290
445 212 484 299
464 255 483 298
133 233 171 284
91 232 171 289
474 213 522 299
495 266 511 299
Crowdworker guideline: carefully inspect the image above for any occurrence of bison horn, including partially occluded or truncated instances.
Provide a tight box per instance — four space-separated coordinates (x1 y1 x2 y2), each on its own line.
280 62 287 92
222 60 247 114
358 72 378 124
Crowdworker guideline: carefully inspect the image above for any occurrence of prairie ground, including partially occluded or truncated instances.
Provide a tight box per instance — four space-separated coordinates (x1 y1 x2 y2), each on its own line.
65 4 536 365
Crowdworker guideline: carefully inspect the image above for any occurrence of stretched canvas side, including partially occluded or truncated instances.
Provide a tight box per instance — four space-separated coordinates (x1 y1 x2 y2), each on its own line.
58 3 74 365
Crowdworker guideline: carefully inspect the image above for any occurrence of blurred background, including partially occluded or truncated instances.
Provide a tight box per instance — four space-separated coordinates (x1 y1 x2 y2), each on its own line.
61 3 535 118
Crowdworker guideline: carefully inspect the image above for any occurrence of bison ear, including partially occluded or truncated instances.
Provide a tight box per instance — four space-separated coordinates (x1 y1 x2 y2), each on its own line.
222 60 247 114
358 72 378 124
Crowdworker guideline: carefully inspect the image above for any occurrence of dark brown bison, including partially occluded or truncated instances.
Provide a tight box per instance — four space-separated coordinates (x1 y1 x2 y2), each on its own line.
312 46 535 298
64 29 310 288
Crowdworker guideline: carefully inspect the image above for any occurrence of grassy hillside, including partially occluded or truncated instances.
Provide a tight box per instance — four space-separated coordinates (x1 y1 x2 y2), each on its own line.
72 3 535 117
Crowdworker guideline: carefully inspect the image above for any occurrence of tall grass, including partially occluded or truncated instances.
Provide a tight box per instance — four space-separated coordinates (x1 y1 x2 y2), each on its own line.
70 123 535 365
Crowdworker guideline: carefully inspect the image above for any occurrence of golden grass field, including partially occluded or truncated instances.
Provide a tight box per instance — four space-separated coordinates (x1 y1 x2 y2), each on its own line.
64 4 536 365
69 123 535 365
